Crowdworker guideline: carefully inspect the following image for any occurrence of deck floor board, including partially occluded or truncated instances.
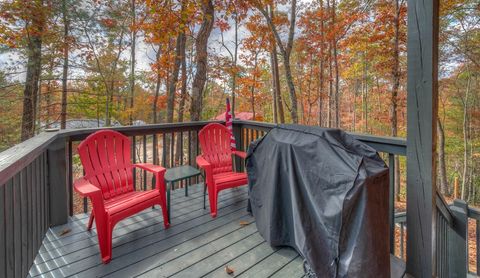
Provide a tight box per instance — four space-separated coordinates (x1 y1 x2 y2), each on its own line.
29 183 404 277
29 184 303 277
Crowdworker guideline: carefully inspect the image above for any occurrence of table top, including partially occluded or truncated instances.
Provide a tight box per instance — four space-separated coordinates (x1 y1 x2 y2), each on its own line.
164 165 201 182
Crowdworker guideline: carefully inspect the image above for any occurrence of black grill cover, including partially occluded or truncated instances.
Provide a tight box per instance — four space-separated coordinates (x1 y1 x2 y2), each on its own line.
246 125 390 277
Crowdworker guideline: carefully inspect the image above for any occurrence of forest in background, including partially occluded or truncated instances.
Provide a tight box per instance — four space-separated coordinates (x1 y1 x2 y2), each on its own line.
0 0 478 204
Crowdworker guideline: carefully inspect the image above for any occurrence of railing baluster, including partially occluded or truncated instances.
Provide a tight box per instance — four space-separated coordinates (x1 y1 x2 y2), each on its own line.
170 132 175 169
180 132 184 188
400 222 404 259
389 154 395 255
477 219 480 275
162 133 166 168
196 130 200 184
13 173 21 277
153 134 158 165
68 141 73 216
83 168 87 214
143 135 147 191
132 136 136 190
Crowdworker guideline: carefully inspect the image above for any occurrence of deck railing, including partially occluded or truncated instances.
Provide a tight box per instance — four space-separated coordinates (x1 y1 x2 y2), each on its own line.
0 120 471 277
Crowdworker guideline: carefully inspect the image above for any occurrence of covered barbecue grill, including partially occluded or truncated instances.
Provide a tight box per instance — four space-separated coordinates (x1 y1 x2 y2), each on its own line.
246 125 390 277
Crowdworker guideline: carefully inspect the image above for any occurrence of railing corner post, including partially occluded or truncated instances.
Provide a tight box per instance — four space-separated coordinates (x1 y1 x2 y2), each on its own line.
47 137 70 226
448 199 468 277
232 121 243 172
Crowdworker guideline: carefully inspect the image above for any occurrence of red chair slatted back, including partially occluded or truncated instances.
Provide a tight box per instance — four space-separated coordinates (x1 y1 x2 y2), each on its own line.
78 130 134 200
198 123 233 175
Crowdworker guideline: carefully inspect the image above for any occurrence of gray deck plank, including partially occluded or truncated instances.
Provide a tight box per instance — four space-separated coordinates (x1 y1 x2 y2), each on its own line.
30 190 248 276
35 187 238 262
170 230 265 278
269 255 304 278
28 184 309 278
32 191 247 269
136 219 259 278
76 208 251 277
42 184 207 246
202 241 278 278
236 247 299 278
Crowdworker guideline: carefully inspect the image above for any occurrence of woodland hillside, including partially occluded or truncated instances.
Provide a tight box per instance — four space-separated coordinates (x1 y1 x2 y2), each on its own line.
0 0 478 204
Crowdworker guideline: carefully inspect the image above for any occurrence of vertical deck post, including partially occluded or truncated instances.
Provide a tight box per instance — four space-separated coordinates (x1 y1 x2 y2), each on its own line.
232 121 243 172
47 138 69 226
449 200 468 277
406 0 439 276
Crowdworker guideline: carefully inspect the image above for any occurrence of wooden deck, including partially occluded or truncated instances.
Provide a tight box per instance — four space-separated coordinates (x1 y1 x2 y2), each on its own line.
28 184 304 278
28 183 405 278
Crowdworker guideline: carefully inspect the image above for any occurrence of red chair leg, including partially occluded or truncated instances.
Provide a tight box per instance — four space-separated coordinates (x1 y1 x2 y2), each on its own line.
87 212 95 231
102 223 114 264
95 218 111 264
160 197 170 229
207 185 218 218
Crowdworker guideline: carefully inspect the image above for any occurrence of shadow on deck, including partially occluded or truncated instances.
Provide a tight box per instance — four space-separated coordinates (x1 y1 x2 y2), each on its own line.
29 184 404 277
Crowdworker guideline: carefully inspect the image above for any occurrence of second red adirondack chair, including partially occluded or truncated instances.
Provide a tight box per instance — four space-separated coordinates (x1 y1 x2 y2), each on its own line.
196 123 247 217
74 130 169 264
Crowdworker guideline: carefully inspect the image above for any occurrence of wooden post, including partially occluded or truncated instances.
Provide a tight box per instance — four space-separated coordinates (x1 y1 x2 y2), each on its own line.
47 138 69 226
405 0 439 276
449 200 468 277
232 121 243 172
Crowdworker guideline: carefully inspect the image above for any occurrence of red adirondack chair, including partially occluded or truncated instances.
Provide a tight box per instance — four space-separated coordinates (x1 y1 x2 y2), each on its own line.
73 130 169 264
196 123 247 217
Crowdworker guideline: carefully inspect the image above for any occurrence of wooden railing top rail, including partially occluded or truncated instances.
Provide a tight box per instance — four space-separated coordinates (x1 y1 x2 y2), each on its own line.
0 120 407 186
61 120 222 141
0 131 58 186
233 120 407 156
436 191 454 226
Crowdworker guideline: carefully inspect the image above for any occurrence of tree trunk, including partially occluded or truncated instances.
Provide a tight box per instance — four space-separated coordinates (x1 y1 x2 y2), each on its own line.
175 34 188 165
231 12 238 118
332 0 339 128
269 5 284 124
392 0 401 201
318 0 325 127
258 0 297 123
437 118 448 194
190 0 214 163
190 0 213 122
270 50 278 123
166 29 186 166
461 74 471 200
153 48 162 123
363 49 368 132
60 0 69 129
250 53 259 119
129 0 136 125
21 0 44 141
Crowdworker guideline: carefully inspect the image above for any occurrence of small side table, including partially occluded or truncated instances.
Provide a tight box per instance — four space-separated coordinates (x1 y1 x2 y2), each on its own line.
164 165 202 222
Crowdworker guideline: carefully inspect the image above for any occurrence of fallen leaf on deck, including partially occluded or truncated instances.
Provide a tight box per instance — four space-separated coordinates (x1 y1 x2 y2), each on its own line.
225 265 234 275
59 228 71 236
239 221 249 226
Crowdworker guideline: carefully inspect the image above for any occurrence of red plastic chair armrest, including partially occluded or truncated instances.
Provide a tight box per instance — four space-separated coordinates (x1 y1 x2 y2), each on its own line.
74 178 102 197
134 163 167 192
134 163 166 176
74 178 105 213
196 155 214 186
233 151 247 159
196 155 211 170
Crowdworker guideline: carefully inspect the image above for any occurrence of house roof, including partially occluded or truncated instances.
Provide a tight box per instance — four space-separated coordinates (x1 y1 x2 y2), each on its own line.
214 112 254 121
